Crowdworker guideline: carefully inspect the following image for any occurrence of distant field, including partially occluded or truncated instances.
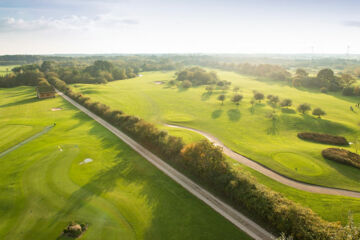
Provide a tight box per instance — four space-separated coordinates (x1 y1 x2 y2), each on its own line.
0 65 18 76
0 86 249 240
71 70 360 224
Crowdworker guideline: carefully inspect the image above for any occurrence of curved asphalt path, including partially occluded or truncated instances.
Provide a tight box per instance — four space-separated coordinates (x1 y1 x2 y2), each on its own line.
56 89 275 240
165 124 360 199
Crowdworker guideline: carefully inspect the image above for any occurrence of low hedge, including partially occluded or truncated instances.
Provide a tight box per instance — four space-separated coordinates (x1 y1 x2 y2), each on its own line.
48 74 343 240
322 148 360 169
298 132 349 146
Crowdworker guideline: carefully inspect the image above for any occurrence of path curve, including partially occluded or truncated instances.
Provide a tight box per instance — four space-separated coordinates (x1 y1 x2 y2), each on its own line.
0 126 53 158
56 89 275 240
165 124 360 199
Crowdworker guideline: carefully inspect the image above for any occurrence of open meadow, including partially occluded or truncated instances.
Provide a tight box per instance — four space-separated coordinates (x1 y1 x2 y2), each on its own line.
71 69 360 224
0 86 250 240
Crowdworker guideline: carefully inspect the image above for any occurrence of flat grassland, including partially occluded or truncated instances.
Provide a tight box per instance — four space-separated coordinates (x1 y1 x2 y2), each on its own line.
72 70 360 223
0 86 249 240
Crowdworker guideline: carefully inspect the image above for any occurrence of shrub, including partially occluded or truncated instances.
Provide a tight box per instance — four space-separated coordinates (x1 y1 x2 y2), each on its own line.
280 99 292 108
343 87 355 96
322 148 360 169
320 87 328 93
298 132 348 146
63 222 87 238
182 80 192 88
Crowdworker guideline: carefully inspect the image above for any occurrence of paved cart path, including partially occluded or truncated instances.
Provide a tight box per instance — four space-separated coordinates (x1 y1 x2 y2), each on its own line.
56 89 275 240
165 124 360 199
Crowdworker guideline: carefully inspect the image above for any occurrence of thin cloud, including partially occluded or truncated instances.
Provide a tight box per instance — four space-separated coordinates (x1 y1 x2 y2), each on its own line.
343 21 360 27
0 14 138 32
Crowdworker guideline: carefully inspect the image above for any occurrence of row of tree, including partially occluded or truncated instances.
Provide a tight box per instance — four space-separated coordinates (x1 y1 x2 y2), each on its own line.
49 74 344 239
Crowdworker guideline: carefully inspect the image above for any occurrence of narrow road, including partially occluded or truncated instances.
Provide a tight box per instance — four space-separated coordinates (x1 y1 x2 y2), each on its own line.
0 126 53 158
166 124 360 199
56 89 275 240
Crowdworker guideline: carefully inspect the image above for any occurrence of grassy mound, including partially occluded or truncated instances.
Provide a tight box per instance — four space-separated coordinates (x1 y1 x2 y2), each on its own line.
298 132 349 146
322 148 360 169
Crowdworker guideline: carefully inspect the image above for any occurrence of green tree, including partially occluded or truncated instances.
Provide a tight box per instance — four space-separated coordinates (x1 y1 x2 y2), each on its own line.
341 73 356 87
297 103 311 114
231 94 243 106
254 92 264 103
218 94 226 105
312 108 326 118
280 99 292 108
233 86 240 93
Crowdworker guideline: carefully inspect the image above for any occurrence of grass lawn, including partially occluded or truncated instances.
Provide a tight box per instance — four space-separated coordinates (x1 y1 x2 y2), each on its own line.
70 70 360 224
0 86 250 240
0 65 18 76
72 70 360 192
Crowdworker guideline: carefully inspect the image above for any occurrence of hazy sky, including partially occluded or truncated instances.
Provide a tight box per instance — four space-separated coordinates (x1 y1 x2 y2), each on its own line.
0 0 360 54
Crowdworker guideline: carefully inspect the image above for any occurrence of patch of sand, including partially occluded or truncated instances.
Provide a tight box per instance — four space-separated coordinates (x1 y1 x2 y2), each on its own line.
79 158 93 165
154 81 164 85
51 108 62 111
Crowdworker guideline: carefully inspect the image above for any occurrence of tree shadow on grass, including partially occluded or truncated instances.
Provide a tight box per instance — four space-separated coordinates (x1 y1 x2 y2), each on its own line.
0 97 39 108
280 113 355 135
201 92 212 101
281 108 296 114
211 109 223 119
227 109 241 122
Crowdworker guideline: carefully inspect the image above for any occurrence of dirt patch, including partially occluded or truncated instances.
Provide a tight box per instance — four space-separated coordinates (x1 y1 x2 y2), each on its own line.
79 158 93 165
51 108 62 111
154 81 164 85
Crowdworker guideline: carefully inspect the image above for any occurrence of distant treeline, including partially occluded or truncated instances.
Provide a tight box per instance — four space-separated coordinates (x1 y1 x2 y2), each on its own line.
49 72 348 240
196 61 358 95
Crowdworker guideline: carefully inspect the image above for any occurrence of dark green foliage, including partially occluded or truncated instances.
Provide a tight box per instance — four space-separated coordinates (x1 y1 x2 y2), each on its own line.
231 94 243 105
176 67 219 85
254 92 264 102
182 80 192 88
322 148 360 169
297 103 311 114
312 108 326 118
280 99 292 108
0 67 46 88
217 94 226 105
298 132 348 146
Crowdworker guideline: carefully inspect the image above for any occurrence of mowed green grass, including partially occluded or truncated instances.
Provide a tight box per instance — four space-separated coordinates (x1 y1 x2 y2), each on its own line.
72 70 360 192
0 65 18 76
70 71 360 224
0 86 249 240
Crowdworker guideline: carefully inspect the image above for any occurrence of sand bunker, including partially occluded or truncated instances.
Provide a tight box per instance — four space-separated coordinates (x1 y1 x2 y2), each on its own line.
51 108 62 111
79 158 93 165
138 74 143 77
154 81 164 85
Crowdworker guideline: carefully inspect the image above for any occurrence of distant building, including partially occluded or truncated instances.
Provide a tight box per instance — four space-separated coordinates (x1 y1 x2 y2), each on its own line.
36 85 56 99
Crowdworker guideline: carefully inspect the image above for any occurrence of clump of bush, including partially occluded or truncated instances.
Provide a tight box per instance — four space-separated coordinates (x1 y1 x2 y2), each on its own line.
63 222 88 238
298 132 349 146
322 148 360 169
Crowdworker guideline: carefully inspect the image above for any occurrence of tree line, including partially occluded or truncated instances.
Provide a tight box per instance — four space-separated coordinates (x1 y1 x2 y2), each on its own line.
49 73 350 240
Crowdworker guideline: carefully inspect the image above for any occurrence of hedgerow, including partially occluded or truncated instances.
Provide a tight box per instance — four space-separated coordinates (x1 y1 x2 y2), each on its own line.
48 73 344 240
